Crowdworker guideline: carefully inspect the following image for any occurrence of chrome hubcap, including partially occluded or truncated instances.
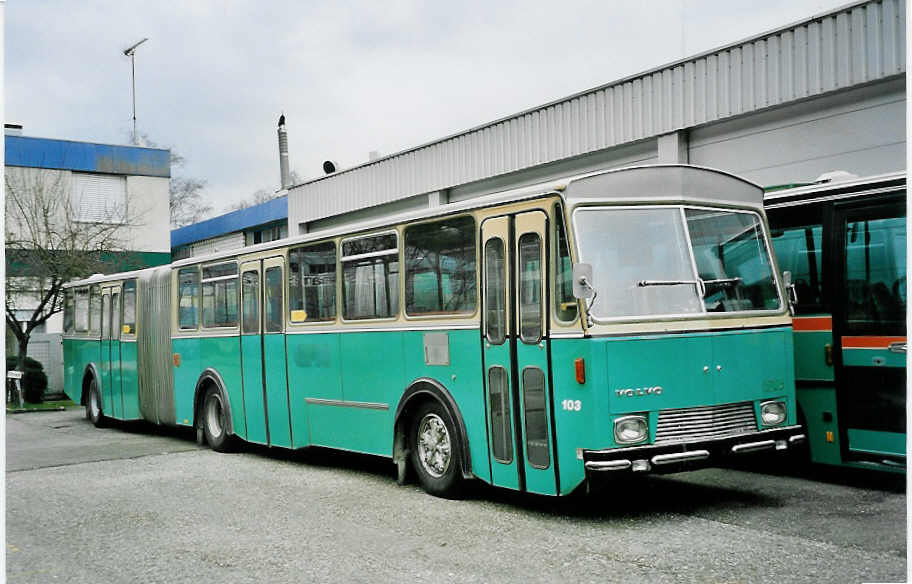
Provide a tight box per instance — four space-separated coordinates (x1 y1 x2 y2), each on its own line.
206 395 223 438
417 413 451 478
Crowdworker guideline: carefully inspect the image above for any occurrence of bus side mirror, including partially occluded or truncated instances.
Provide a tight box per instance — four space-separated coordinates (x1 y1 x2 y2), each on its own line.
572 263 595 299
782 270 798 313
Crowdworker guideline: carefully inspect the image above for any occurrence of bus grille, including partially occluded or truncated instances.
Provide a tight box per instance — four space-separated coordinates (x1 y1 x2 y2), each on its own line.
654 402 757 444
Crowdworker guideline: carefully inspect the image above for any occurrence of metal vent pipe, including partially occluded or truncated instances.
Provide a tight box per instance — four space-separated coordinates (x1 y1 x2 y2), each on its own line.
278 114 291 189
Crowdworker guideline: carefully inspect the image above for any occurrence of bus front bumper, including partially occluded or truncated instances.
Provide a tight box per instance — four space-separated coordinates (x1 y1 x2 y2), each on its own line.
582 425 805 477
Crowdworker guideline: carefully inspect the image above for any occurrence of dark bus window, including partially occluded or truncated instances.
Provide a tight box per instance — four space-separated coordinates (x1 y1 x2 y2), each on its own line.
522 367 550 469
289 241 336 322
554 205 577 322
844 216 906 331
178 267 200 330
488 366 513 463
264 267 283 333
769 223 824 314
404 216 476 316
123 280 137 334
75 288 89 333
484 239 506 345
342 232 399 320
101 293 112 340
63 290 75 334
88 286 102 336
241 271 260 334
518 233 543 344
201 263 238 328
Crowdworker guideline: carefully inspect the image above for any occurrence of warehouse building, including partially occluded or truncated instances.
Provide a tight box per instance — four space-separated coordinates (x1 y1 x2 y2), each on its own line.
287 0 905 234
5 127 171 392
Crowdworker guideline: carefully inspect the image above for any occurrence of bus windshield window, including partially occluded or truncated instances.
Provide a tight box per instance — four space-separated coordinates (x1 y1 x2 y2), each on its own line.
684 209 780 312
575 208 702 319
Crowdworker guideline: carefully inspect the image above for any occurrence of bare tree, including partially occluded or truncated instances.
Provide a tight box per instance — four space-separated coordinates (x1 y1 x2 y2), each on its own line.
4 168 139 370
135 133 212 228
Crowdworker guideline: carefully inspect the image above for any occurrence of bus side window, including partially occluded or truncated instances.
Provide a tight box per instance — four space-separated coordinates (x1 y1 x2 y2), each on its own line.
289 241 337 322
845 216 906 330
63 290 75 334
178 267 200 330
123 280 137 334
554 205 577 323
341 232 399 320
404 216 476 316
769 223 824 315
75 288 89 333
88 285 102 337
201 263 238 328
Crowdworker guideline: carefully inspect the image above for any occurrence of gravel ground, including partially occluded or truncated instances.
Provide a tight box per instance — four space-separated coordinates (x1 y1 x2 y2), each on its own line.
6 409 906 583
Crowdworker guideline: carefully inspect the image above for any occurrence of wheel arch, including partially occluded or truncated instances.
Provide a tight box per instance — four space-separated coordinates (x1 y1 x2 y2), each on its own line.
81 363 102 407
193 368 235 435
393 377 473 480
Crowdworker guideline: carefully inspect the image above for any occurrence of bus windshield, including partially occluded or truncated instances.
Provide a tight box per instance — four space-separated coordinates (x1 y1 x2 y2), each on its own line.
574 206 781 320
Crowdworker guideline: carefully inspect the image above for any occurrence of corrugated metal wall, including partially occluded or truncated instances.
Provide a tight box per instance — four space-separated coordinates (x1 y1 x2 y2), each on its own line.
289 0 905 226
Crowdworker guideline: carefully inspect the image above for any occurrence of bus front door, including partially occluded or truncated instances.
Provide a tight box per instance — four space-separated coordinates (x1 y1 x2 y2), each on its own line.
834 200 906 466
240 258 293 448
481 210 558 495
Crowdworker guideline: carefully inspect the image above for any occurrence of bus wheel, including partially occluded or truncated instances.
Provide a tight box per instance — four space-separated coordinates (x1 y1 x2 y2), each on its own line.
409 402 463 498
85 378 105 428
202 386 233 453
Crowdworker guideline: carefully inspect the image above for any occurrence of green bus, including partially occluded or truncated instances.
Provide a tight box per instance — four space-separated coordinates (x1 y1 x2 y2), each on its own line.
63 164 804 497
766 172 906 473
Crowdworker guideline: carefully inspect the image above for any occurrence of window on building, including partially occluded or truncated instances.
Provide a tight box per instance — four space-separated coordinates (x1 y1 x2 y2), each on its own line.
289 241 336 322
342 232 399 320
201 263 238 328
404 216 476 316
71 173 127 223
122 280 137 334
178 267 200 330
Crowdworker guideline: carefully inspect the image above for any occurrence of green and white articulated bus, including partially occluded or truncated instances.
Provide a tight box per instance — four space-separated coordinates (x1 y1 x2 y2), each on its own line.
766 172 906 473
63 164 805 498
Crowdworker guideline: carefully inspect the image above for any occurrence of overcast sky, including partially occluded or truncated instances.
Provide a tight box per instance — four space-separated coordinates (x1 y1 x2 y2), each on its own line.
7 0 846 215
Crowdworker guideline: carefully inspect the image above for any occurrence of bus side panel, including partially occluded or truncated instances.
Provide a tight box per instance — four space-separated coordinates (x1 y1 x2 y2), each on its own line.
171 337 201 426
401 328 489 483
287 332 342 448
202 336 247 440
796 385 844 465
78 339 101 396
334 331 403 456
120 340 142 419
794 330 835 381
63 339 80 403
550 337 598 495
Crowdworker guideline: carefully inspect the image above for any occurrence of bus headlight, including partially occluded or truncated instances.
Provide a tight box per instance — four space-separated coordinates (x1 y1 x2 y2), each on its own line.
760 401 787 426
614 415 648 444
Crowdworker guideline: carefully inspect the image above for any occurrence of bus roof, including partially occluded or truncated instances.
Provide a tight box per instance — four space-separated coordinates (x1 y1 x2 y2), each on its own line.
66 164 763 287
763 171 906 207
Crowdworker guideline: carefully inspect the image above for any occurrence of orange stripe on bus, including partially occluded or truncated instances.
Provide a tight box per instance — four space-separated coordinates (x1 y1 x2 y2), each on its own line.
841 336 907 349
792 316 832 332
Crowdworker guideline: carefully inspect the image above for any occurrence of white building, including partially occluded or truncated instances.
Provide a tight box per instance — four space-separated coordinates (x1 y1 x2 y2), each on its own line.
4 127 171 392
288 0 905 233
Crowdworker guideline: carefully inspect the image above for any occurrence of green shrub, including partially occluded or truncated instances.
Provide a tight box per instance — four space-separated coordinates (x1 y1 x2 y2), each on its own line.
6 355 47 403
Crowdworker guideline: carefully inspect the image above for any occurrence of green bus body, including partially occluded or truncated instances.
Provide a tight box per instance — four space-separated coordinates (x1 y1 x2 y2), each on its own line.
64 165 803 497
767 172 906 473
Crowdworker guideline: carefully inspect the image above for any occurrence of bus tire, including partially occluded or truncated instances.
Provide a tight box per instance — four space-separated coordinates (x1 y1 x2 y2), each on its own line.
85 378 105 428
409 401 463 498
201 386 234 453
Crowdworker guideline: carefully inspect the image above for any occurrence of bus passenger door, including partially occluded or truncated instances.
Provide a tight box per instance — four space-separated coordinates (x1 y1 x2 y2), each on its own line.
481 211 558 495
109 286 123 419
240 258 293 448
263 257 292 448
101 289 113 416
833 200 906 466
240 262 268 445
